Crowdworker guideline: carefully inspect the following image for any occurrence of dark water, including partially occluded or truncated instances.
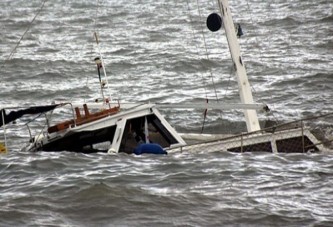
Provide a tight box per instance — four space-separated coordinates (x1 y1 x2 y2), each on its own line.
1 151 333 226
1 0 333 226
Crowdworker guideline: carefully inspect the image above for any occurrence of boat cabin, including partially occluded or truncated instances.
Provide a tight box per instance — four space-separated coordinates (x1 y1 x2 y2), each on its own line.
28 103 186 154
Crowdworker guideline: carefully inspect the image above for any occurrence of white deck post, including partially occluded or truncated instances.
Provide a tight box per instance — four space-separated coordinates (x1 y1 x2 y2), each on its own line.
218 0 261 132
1 110 8 153
108 118 126 153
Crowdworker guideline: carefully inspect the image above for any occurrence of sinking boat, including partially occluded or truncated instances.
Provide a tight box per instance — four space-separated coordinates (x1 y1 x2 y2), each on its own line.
1 0 332 154
23 102 186 154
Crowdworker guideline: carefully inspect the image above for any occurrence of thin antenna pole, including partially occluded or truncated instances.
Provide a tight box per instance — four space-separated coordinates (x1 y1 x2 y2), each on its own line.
94 32 112 104
94 56 106 102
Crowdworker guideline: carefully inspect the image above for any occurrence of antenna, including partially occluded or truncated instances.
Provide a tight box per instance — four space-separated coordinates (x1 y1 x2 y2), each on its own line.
94 32 112 106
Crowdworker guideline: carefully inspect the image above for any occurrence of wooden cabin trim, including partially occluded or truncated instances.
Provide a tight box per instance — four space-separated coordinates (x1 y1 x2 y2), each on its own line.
47 105 120 134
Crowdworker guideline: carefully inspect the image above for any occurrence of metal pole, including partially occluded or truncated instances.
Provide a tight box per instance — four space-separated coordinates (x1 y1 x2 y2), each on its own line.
1 110 8 153
94 32 112 104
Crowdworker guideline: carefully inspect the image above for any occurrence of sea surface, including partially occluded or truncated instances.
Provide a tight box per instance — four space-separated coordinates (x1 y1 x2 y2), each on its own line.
1 0 333 226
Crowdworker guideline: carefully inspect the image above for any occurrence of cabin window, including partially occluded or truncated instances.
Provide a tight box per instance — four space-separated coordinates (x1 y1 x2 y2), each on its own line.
276 136 319 153
65 126 116 153
227 142 272 152
119 114 178 154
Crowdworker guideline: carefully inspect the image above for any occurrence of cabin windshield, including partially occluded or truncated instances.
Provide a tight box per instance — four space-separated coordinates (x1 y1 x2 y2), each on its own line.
119 114 178 154
43 125 117 153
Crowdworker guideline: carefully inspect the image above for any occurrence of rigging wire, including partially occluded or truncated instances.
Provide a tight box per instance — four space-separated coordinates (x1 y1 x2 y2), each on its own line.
184 0 210 133
1 0 48 70
194 0 220 102
185 0 226 132
245 0 278 122
223 65 236 99
184 0 209 97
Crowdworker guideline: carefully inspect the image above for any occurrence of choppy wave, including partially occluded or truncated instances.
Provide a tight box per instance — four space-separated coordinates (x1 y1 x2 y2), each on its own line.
1 152 333 226
1 0 333 226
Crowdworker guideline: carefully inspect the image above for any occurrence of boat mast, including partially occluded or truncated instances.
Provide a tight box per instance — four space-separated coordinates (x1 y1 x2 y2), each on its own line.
218 0 260 132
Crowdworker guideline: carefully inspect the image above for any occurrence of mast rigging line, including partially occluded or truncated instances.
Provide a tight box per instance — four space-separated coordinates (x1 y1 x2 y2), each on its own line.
1 0 48 69
244 0 264 98
245 0 278 122
185 0 225 132
185 0 209 100
194 0 220 103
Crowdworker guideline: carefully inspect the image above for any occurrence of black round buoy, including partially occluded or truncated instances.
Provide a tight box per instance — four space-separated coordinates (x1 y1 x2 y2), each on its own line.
206 13 222 32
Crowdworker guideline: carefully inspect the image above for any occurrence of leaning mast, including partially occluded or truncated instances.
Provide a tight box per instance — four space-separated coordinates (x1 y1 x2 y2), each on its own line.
218 0 261 132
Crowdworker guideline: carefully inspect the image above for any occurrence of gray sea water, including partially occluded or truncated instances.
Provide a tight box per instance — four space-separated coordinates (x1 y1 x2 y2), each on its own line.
1 0 333 226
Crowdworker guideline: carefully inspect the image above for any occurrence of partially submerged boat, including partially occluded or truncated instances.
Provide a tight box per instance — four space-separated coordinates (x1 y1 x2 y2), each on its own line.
1 0 332 154
25 102 186 154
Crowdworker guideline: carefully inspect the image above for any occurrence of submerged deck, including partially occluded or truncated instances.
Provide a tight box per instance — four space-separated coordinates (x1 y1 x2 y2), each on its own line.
169 113 333 153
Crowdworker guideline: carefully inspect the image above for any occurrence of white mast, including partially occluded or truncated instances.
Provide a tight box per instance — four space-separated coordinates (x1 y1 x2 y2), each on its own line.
218 0 261 132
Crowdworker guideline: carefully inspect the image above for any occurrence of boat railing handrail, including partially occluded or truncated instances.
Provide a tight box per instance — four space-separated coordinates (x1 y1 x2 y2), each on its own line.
46 102 122 134
155 102 268 111
176 111 333 148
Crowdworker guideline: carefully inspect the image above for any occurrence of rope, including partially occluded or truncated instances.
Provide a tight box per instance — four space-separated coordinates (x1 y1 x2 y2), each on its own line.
185 0 209 97
184 0 207 132
185 0 227 133
185 0 212 133
245 0 278 122
1 0 48 69
195 0 220 102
